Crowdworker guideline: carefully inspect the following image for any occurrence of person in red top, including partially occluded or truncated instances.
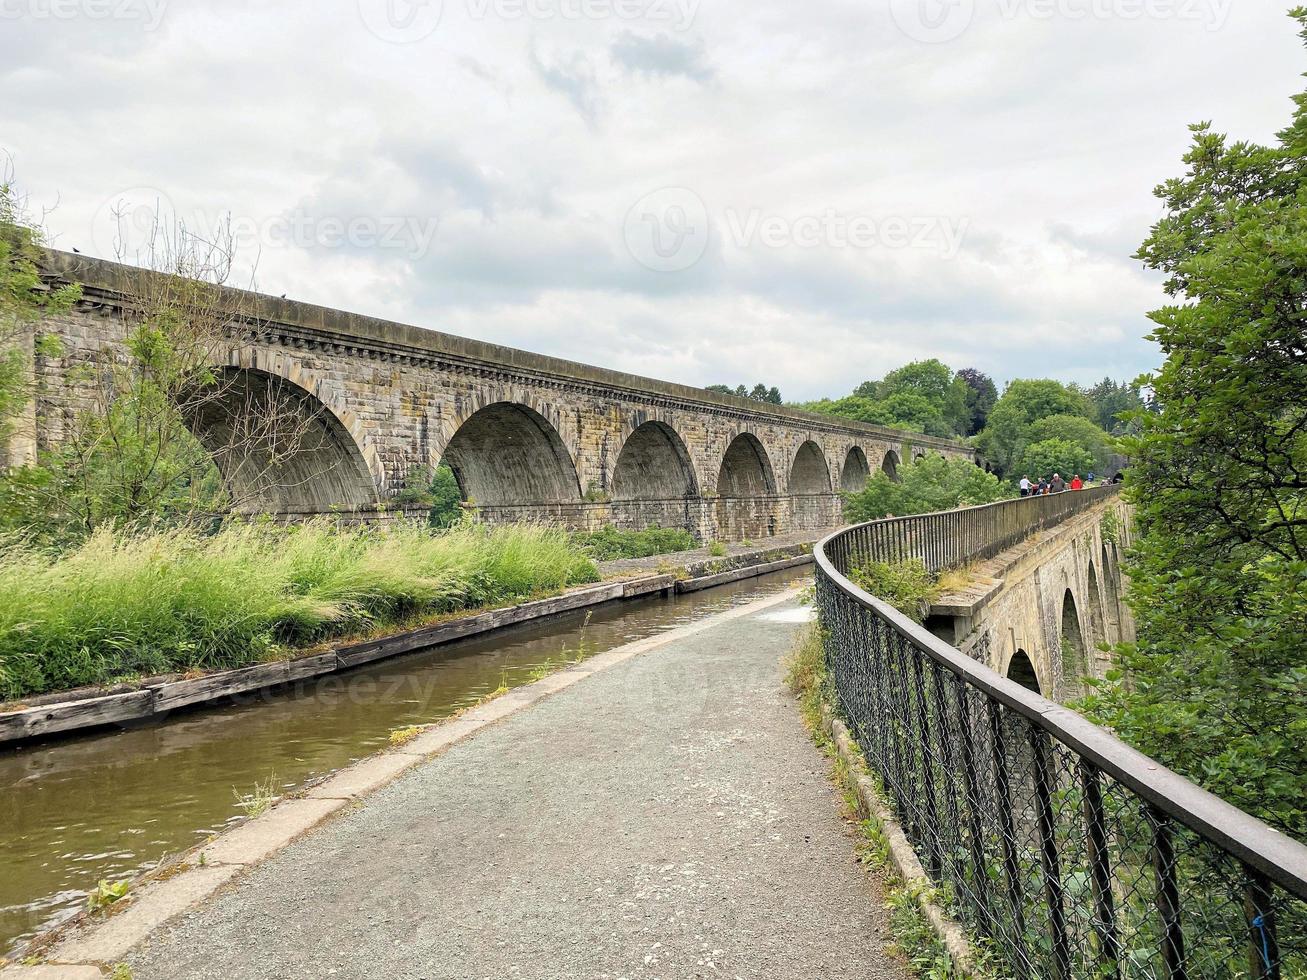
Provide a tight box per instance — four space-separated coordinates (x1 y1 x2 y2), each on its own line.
1070 475 1084 490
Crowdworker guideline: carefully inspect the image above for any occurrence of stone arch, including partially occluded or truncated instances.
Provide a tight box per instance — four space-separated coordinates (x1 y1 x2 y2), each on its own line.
840 446 870 492
183 364 381 514
1006 649 1042 694
1059 588 1090 699
612 421 698 501
789 440 832 494
434 387 581 470
438 402 582 506
716 433 777 497
881 449 901 483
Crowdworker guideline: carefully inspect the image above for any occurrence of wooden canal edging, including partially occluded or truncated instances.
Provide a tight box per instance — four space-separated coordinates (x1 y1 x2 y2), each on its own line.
0 544 816 747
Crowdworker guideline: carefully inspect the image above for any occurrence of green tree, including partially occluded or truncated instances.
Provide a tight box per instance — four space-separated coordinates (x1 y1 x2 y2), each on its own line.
843 453 1015 522
1016 438 1095 482
976 379 1092 476
0 212 329 539
1082 377 1148 435
396 463 465 529
707 383 782 404
880 359 970 435
868 390 953 437
955 367 998 436
1082 8 1307 840
1025 414 1113 472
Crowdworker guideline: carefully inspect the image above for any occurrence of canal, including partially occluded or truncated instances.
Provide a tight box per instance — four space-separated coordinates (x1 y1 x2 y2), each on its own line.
0 566 810 956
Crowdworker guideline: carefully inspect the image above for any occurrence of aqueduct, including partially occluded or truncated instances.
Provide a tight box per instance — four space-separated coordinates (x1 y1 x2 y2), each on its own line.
927 492 1134 699
9 252 977 541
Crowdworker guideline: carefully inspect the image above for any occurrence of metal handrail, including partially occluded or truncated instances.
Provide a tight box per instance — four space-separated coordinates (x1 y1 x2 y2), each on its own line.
815 491 1307 978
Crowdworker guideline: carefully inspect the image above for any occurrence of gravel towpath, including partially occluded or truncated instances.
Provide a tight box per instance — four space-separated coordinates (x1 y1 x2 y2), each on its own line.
128 595 910 980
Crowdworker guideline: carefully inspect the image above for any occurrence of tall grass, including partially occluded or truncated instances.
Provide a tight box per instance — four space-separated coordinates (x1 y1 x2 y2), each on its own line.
0 520 599 701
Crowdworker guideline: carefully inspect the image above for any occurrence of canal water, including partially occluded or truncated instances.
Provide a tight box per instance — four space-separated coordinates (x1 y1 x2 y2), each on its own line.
0 567 810 956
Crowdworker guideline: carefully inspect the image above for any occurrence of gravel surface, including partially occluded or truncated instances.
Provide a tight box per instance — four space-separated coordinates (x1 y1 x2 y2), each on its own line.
129 598 910 980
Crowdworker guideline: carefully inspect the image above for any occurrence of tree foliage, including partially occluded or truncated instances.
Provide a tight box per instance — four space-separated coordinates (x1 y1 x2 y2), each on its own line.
1079 377 1151 435
844 453 1015 523
955 367 998 436
975 379 1094 476
707 383 782 404
1025 414 1113 473
799 359 978 438
1082 9 1307 840
396 463 465 529
1017 438 1095 483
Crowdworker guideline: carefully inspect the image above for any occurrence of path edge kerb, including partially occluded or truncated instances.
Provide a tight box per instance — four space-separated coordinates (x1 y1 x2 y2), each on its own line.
819 704 978 974
3 586 804 976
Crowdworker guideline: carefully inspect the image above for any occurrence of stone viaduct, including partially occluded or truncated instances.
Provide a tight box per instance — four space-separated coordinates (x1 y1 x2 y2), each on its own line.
8 252 977 542
926 492 1134 702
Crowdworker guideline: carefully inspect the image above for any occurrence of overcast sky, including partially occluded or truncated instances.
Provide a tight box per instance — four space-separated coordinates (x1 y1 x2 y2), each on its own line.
2 0 1302 400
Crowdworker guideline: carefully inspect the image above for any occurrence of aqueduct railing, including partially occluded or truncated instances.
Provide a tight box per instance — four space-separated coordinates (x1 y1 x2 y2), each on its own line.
814 488 1307 979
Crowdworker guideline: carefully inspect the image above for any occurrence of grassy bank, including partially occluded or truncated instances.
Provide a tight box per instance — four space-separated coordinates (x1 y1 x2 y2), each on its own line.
0 520 599 701
572 525 698 561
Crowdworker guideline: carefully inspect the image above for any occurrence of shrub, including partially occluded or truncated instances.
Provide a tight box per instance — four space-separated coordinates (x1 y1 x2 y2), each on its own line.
0 520 598 700
572 525 697 561
849 558 938 623
844 454 1014 523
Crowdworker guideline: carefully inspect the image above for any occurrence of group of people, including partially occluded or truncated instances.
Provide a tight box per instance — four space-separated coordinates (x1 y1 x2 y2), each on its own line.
1019 472 1104 496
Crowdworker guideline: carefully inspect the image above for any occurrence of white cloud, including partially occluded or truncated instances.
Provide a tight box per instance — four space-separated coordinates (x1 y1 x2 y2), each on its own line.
1 0 1301 399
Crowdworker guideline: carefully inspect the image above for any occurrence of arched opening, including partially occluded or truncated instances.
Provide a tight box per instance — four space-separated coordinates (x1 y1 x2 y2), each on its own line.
440 402 581 506
715 433 778 540
612 421 697 501
1101 542 1123 644
1060 589 1089 699
840 447 870 492
789 441 832 494
182 366 379 515
881 449 901 483
1006 649 1041 694
716 433 776 497
1086 562 1107 647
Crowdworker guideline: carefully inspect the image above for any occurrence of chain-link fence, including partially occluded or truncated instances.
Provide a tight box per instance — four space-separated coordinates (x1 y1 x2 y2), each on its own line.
815 495 1307 979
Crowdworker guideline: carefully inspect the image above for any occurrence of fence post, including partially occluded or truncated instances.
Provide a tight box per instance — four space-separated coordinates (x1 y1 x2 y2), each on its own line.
1245 870 1280 980
1148 806 1188 980
909 650 944 876
1032 728 1072 980
987 699 1031 976
954 675 993 935
1080 761 1121 978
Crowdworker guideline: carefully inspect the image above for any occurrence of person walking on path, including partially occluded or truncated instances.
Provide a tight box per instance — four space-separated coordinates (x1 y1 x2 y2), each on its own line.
1051 473 1066 493
1019 475 1032 497
1070 475 1083 490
